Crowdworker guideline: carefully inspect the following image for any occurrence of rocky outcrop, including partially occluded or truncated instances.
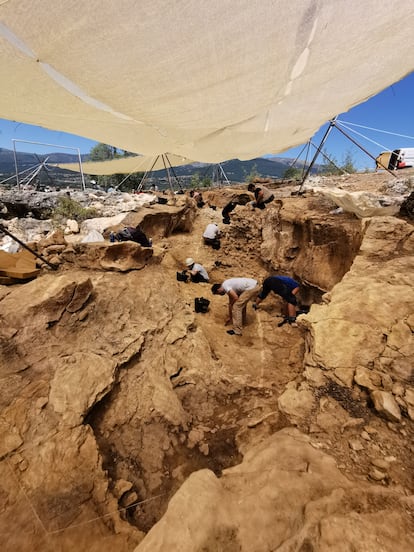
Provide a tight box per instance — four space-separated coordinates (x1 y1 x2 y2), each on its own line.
0 266 234 548
0 272 148 550
60 241 154 272
300 216 414 423
1 178 414 551
134 428 414 552
399 190 414 219
0 189 157 219
260 197 364 294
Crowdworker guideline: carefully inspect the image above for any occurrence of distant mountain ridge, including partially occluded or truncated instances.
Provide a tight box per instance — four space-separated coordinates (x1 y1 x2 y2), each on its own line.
0 148 88 175
0 147 315 182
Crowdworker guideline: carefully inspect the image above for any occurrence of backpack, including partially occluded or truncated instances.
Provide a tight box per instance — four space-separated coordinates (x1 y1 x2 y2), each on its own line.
194 297 210 313
116 227 134 241
176 270 189 282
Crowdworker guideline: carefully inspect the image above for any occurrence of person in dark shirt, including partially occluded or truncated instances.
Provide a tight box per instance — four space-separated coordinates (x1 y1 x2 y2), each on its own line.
221 193 251 224
221 200 237 224
247 183 275 209
254 275 299 323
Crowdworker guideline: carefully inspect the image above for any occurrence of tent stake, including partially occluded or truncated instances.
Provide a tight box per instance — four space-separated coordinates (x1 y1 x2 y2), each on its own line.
0 224 58 270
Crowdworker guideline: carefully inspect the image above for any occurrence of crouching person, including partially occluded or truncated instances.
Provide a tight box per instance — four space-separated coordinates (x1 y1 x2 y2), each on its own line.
185 258 209 283
202 223 221 250
247 183 274 210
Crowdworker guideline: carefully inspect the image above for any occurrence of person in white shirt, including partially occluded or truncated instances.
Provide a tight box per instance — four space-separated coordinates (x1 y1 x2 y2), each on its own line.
185 258 209 283
202 223 221 250
211 277 260 335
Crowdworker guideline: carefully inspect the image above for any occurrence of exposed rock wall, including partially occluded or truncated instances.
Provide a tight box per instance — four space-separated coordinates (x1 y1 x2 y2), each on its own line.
0 266 246 548
260 197 364 295
219 195 364 303
301 216 414 421
0 273 145 550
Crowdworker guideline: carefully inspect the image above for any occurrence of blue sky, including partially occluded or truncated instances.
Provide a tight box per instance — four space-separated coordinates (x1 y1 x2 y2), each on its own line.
0 71 413 170
279 71 414 170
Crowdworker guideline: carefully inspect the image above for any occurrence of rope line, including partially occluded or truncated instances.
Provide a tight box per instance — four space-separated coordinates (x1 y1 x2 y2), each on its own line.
336 119 414 142
335 121 389 152
5 458 50 537
6 454 165 538
47 493 166 535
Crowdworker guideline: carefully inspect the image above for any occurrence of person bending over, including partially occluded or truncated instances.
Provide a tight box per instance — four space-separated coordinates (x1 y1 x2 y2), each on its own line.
254 275 299 324
211 277 260 335
221 201 237 224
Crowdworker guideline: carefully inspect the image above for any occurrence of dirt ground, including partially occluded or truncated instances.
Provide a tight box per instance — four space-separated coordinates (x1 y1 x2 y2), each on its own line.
99 184 413 531
1 171 413 549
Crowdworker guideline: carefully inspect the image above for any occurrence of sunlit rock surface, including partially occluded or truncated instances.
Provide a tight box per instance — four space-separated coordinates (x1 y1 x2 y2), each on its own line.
1 172 413 550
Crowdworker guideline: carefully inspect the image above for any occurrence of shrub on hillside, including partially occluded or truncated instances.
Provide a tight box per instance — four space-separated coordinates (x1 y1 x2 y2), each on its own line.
52 196 98 224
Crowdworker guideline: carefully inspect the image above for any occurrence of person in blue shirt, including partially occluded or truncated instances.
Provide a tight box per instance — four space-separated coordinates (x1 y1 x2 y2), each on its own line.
254 275 300 324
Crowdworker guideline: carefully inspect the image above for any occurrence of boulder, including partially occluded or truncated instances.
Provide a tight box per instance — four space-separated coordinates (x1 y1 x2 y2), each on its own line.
370 390 401 422
134 429 414 552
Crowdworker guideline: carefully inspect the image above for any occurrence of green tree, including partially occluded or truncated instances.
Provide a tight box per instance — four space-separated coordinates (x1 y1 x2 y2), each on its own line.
320 149 342 175
190 173 201 188
244 163 259 184
89 143 115 161
201 176 212 188
283 166 302 179
90 172 143 192
341 150 357 173
52 197 98 224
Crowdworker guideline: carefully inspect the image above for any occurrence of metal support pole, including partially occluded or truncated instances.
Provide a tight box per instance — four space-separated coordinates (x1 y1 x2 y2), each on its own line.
218 163 231 186
137 156 159 192
77 148 86 191
165 155 184 190
333 122 397 177
309 140 346 175
12 139 20 190
0 164 39 186
298 116 338 193
301 141 312 179
24 162 46 188
0 224 58 270
162 154 175 195
33 154 54 190
12 139 85 191
289 142 309 168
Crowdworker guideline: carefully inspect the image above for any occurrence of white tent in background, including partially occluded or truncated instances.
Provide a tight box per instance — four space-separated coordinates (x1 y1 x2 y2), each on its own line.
57 154 193 176
0 1 414 162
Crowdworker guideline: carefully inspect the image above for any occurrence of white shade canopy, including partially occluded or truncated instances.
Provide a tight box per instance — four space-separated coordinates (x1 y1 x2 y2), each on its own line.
58 154 194 175
1 1 413 163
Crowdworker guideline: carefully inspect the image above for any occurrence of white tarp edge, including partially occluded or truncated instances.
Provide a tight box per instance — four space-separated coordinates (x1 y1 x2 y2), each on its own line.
58 154 195 175
0 1 414 162
312 187 403 218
